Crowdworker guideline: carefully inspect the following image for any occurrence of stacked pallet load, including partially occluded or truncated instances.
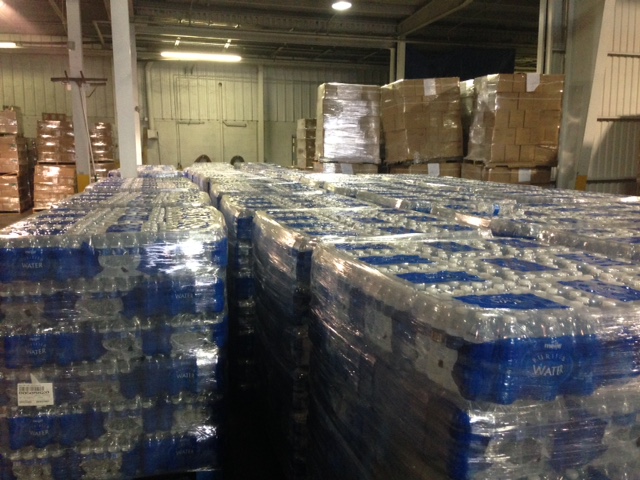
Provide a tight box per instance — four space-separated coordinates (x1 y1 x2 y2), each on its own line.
90 122 117 178
0 107 32 212
34 114 76 209
381 77 463 177
0 169 227 479
296 119 316 169
315 83 380 174
463 73 564 185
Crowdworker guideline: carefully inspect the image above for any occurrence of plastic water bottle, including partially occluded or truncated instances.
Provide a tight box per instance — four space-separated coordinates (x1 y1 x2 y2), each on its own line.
57 403 87 447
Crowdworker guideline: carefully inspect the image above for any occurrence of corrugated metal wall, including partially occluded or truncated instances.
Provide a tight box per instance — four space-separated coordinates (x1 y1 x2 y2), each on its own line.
587 0 640 194
0 52 115 138
0 49 387 166
142 61 387 166
145 63 259 122
143 62 386 124
264 66 387 122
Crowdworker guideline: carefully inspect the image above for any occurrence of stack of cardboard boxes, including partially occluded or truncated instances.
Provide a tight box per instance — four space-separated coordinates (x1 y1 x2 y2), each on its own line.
296 118 316 170
381 77 463 176
0 107 32 212
315 83 380 174
463 73 564 185
34 114 77 209
90 122 117 178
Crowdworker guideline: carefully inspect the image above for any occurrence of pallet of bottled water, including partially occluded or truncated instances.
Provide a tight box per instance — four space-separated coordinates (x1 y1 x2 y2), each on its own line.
309 316 640 480
253 207 486 321
85 177 198 194
355 187 518 219
0 205 228 479
308 236 640 479
491 200 640 262
51 189 211 210
108 165 185 179
251 207 491 480
219 189 375 397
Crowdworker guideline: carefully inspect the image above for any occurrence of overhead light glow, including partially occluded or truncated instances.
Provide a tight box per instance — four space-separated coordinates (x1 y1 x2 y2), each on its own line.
0 42 18 49
160 51 242 62
332 1 352 11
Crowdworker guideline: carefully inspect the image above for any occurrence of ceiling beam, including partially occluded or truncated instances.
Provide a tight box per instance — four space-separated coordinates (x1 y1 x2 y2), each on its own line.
398 0 475 37
135 24 397 49
93 21 106 48
136 0 415 18
133 2 398 36
47 0 67 34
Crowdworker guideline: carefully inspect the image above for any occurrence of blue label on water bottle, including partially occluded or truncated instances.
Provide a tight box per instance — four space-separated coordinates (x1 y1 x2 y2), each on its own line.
489 238 541 249
398 271 485 285
285 221 319 229
484 258 558 272
106 224 142 233
429 242 480 253
29 413 57 448
17 248 48 282
558 253 631 267
360 255 432 266
612 236 640 245
559 280 640 303
435 225 474 232
380 226 418 235
455 293 569 310
521 339 574 382
404 214 438 222
0 248 16 282
353 217 386 225
334 243 391 252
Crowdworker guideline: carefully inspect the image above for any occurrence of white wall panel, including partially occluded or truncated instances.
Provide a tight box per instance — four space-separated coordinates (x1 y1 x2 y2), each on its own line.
263 66 387 122
560 0 640 194
0 53 114 138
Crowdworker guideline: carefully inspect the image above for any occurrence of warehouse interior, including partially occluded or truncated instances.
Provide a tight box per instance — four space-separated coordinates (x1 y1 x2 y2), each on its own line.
0 1 639 480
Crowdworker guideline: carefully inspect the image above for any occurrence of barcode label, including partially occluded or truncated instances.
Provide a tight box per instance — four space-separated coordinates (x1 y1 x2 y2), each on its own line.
19 385 45 393
17 382 54 406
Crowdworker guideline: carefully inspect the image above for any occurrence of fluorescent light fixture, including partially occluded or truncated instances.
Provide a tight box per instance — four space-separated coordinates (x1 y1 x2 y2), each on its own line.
332 1 352 11
160 51 241 62
0 42 18 49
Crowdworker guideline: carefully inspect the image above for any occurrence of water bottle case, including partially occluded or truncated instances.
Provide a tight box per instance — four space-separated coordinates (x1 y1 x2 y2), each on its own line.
0 189 228 478
311 301 640 480
313 238 640 406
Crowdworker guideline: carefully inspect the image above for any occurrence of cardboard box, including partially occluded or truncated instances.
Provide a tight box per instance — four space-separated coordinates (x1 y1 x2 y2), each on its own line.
388 160 461 177
0 108 22 135
35 164 76 180
312 162 379 174
37 152 76 164
462 161 552 185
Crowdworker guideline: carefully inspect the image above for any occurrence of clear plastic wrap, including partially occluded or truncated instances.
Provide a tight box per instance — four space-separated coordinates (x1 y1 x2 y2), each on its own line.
50 189 211 210
251 208 492 480
220 190 377 398
182 163 239 194
107 165 183 179
296 118 316 169
355 186 518 220
315 83 381 164
381 78 463 165
309 236 640 479
466 73 564 167
0 199 227 478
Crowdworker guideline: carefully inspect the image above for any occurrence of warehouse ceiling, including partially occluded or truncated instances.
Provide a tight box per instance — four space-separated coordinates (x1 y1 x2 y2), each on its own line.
0 0 540 70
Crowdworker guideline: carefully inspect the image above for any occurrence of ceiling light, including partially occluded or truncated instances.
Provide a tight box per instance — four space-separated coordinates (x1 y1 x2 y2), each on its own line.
160 51 242 62
332 1 352 11
0 42 18 49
